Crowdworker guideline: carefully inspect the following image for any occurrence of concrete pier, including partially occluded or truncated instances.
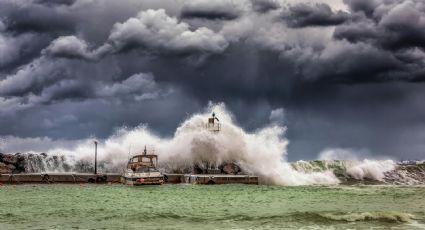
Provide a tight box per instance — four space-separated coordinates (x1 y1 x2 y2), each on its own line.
1 173 259 185
0 173 121 184
165 174 258 185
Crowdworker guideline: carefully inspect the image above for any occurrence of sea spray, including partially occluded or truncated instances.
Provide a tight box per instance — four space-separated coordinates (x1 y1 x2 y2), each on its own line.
3 103 422 185
346 159 396 181
3 103 340 185
291 159 398 182
317 147 398 181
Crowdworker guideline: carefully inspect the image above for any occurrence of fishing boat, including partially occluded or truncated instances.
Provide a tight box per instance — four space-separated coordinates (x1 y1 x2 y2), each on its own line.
121 147 164 185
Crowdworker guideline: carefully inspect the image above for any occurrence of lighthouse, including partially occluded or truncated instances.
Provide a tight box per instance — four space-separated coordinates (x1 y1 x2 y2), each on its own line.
206 112 221 132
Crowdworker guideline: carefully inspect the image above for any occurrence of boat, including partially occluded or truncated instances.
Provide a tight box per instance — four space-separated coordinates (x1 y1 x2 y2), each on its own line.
121 147 164 185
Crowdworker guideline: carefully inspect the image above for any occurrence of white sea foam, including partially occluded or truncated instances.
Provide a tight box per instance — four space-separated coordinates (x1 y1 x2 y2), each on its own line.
319 211 415 223
346 159 396 181
318 148 397 181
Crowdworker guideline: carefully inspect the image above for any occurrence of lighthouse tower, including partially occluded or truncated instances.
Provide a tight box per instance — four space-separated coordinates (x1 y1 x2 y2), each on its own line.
206 112 221 132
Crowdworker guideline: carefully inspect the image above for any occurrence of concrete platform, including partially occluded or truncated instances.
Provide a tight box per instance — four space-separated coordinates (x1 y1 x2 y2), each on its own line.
0 173 121 184
1 173 258 185
165 174 258 185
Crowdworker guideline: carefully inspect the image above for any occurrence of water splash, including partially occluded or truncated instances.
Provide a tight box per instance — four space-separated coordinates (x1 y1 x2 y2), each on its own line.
346 159 396 181
13 103 340 185
5 103 423 185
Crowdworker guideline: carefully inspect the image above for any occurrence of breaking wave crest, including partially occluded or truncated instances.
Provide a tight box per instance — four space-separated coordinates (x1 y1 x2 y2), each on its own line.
291 160 396 181
323 212 422 225
307 211 416 223
291 160 425 184
222 211 422 226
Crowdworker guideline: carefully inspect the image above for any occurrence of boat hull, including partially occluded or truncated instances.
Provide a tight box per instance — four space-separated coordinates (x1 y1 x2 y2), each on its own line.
121 176 164 185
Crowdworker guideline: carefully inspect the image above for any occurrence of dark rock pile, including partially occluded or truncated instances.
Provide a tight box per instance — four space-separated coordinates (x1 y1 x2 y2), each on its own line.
167 162 243 175
0 153 26 174
384 162 425 185
0 152 76 174
0 152 117 174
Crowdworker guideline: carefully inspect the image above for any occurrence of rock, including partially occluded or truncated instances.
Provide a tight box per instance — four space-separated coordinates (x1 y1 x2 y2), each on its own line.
2 154 18 164
0 162 12 174
221 162 241 175
193 164 204 174
7 164 16 170
15 153 25 162
15 153 26 173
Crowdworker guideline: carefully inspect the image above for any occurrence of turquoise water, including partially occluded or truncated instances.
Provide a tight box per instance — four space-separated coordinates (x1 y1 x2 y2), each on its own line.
0 184 424 229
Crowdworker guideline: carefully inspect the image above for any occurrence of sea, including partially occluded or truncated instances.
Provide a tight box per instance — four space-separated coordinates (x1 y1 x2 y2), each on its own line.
1 184 424 229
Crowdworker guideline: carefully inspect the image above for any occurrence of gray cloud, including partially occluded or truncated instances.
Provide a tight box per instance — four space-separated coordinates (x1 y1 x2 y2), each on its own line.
42 36 97 60
180 0 247 20
1 0 425 160
40 9 229 61
281 3 350 28
0 33 34 68
106 9 229 54
0 57 67 96
0 0 75 34
343 0 380 16
335 0 425 50
251 0 281 13
33 0 77 7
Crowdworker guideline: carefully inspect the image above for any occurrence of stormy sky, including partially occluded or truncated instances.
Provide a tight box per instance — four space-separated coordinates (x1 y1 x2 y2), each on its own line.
1 0 425 160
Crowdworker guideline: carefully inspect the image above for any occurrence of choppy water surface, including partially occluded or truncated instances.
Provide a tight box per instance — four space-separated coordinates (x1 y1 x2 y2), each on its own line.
0 184 424 229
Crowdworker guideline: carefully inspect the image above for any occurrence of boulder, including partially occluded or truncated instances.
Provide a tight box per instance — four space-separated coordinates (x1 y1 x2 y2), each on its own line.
7 164 16 171
221 162 241 175
14 153 26 173
2 154 18 164
0 162 12 174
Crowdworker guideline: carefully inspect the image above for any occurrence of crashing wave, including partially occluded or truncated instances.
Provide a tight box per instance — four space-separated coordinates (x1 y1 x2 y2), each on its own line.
291 160 425 185
1 103 424 185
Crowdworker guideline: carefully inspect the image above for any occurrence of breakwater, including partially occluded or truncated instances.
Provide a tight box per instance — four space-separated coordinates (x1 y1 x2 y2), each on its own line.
1 152 424 185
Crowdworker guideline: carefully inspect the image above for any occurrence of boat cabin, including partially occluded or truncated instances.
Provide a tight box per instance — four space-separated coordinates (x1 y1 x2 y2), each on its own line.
127 154 158 172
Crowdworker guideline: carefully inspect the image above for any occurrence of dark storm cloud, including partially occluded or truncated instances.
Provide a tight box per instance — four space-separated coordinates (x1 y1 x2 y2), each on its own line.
180 0 246 20
251 0 280 13
1 0 425 160
0 57 68 96
41 9 229 61
0 1 75 34
343 0 380 16
335 0 425 50
33 0 77 7
281 3 350 27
